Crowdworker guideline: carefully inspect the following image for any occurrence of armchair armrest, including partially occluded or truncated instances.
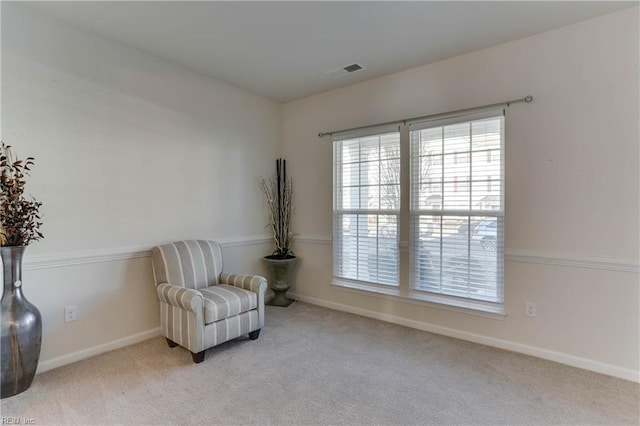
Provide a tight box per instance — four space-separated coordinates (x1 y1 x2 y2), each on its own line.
156 283 204 313
220 273 267 296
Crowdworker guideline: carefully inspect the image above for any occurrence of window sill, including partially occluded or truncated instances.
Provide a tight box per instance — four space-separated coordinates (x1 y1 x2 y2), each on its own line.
331 278 506 320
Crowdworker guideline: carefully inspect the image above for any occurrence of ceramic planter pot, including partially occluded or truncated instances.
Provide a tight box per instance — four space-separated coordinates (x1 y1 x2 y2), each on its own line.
262 255 298 307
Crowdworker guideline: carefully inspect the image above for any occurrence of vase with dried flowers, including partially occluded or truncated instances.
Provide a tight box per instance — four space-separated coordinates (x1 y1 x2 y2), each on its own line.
260 158 297 307
0 142 44 398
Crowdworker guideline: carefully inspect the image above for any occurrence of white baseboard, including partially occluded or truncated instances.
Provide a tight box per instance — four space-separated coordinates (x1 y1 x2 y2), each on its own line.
36 328 161 374
290 292 640 383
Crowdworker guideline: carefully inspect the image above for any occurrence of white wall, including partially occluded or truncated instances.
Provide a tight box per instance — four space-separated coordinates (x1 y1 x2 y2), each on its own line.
1 4 279 369
282 7 640 381
2 3 638 381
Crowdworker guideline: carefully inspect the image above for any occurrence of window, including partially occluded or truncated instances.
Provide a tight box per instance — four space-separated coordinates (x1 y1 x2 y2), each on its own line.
333 127 400 286
410 114 504 304
332 110 505 313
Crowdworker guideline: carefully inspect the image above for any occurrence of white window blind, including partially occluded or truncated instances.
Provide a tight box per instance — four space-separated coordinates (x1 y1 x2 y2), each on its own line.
333 126 400 286
409 112 504 303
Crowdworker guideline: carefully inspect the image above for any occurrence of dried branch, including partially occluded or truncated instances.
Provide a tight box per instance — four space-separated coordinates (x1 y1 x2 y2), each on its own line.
260 158 295 258
0 142 44 246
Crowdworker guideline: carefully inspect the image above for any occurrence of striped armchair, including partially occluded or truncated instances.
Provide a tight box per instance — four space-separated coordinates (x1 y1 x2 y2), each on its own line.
150 240 267 363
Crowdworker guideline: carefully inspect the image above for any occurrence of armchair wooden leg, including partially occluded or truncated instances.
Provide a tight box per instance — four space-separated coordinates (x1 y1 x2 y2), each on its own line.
191 351 205 363
166 338 178 348
248 329 261 340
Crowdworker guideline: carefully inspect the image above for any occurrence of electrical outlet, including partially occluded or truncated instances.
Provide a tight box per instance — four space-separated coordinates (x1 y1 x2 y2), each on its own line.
64 305 77 322
525 301 536 318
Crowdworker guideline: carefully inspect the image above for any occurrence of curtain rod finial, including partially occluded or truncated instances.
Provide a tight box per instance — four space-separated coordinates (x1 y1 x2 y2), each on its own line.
318 132 326 138
524 95 533 103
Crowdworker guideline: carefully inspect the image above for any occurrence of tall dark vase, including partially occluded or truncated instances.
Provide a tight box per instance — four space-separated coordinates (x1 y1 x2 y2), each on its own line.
1 246 42 399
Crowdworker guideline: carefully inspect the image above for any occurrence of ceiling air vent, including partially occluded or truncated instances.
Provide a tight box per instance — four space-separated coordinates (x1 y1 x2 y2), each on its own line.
343 64 362 73
326 63 364 79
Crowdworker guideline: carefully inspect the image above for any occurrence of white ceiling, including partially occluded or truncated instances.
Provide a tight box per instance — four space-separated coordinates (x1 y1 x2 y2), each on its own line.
25 1 637 102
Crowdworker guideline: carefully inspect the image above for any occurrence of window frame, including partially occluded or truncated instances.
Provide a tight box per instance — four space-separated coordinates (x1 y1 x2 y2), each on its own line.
332 126 402 288
331 110 506 317
409 111 505 310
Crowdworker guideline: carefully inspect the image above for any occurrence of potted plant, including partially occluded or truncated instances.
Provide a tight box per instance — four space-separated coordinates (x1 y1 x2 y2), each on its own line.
0 142 44 398
260 158 297 307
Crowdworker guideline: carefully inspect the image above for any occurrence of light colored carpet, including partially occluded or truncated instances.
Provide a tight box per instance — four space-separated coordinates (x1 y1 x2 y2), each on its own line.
1 302 638 425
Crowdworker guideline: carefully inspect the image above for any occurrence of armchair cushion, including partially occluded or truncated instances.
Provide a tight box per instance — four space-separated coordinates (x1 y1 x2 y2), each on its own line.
151 240 222 290
200 284 257 324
